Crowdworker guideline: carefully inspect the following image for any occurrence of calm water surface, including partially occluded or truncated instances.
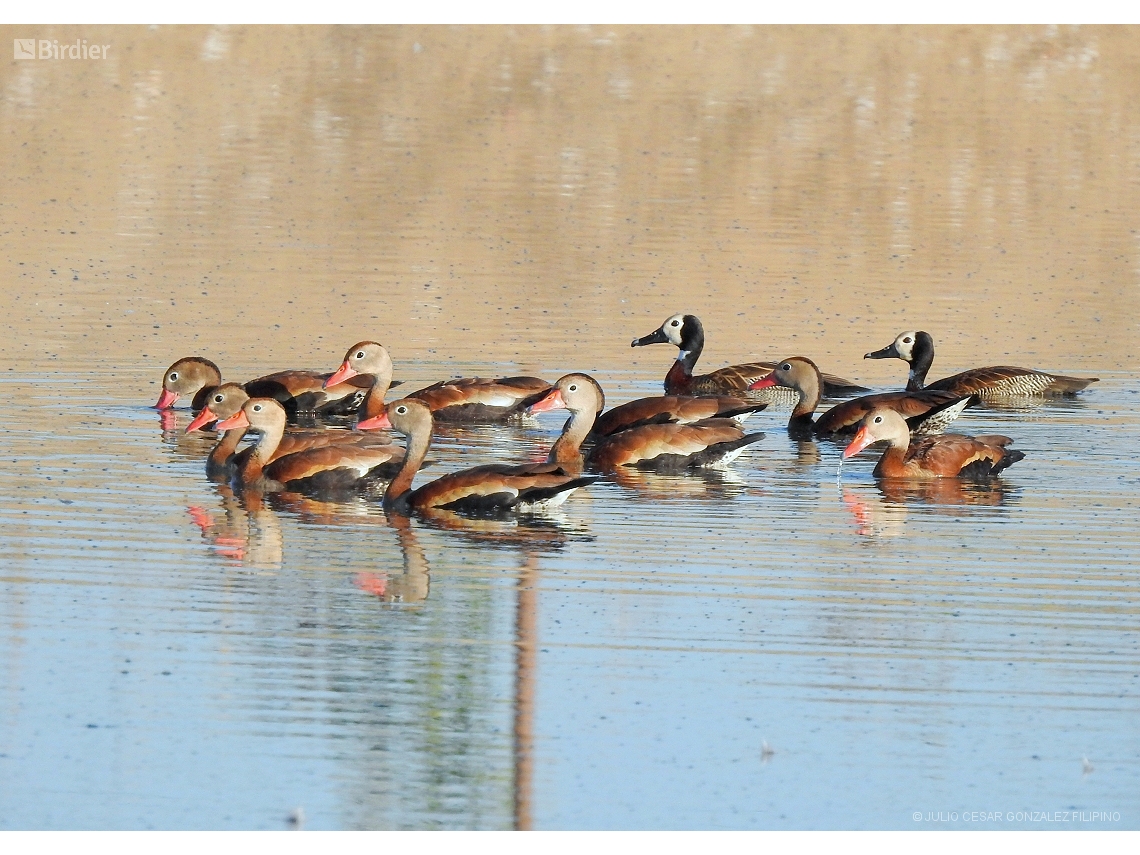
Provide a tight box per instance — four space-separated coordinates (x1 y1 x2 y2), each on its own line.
1 25 1139 830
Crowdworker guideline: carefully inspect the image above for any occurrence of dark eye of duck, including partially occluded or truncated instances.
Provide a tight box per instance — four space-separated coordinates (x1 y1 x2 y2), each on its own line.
781 363 791 371
213 394 223 403
355 351 365 359
568 383 578 392
252 404 263 412
902 336 912 344
396 405 407 414
670 319 680 327
168 372 178 382
873 415 883 424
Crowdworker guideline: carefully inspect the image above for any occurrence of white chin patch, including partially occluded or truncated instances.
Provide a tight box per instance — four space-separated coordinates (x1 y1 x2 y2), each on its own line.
677 349 690 361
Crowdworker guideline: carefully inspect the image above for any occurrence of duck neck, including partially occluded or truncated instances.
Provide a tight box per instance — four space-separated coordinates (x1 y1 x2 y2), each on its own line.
548 408 594 467
209 428 245 470
907 332 936 392
360 383 389 421
385 421 432 509
663 327 704 392
240 421 282 485
790 366 822 421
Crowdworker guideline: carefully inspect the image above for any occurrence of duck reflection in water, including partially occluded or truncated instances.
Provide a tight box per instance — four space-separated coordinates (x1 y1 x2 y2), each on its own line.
840 479 1016 538
605 466 753 502
264 491 431 605
187 484 284 569
353 512 431 605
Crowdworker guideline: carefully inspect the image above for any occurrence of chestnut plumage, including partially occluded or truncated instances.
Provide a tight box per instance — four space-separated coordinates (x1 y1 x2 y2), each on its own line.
374 398 598 514
749 356 973 439
843 407 1025 479
529 373 766 472
214 398 406 494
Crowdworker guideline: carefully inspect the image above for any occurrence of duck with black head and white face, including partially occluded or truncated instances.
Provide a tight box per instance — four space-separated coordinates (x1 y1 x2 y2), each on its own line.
630 312 869 407
865 330 1098 398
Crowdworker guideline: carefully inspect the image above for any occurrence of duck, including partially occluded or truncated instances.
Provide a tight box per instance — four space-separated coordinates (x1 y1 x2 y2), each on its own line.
368 398 598 514
842 407 1025 479
213 398 407 494
528 373 766 472
154 354 372 419
185 383 387 479
335 341 554 426
749 357 974 440
864 331 1098 398
630 313 870 406
591 394 767 438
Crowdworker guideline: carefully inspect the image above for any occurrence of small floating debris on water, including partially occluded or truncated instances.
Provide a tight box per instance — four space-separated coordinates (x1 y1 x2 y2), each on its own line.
761 740 775 763
1082 756 1095 776
287 806 305 828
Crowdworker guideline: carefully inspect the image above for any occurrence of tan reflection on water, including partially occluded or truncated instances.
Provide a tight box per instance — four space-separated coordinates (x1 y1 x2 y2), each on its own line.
1 25 1138 386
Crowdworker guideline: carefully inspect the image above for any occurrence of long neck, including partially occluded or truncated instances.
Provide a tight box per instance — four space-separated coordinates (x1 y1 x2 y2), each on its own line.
361 384 388 420
386 420 432 508
907 333 935 391
209 428 245 469
676 326 704 377
547 408 594 467
791 368 822 421
368 361 394 406
240 420 283 485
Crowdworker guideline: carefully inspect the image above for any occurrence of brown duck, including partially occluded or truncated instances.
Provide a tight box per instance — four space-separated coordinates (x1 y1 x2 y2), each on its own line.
369 398 598 514
214 398 406 494
529 373 765 472
842 407 1025 479
749 356 974 439
334 341 553 426
154 355 371 419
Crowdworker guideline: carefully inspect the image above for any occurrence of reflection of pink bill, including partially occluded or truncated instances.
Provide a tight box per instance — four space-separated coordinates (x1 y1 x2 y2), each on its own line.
13 39 36 60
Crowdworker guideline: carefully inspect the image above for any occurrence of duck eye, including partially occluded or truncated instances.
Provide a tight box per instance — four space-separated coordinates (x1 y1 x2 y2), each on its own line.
568 384 578 392
903 337 912 344
356 351 365 359
396 405 407 414
873 415 882 423
168 372 178 381
781 363 791 371
213 394 223 403
670 319 680 327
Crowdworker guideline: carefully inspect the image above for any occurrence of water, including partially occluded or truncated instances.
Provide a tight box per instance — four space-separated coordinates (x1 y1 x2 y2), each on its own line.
1 25 1138 830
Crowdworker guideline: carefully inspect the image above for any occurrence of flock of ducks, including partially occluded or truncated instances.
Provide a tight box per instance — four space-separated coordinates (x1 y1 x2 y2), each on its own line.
155 312 1099 515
